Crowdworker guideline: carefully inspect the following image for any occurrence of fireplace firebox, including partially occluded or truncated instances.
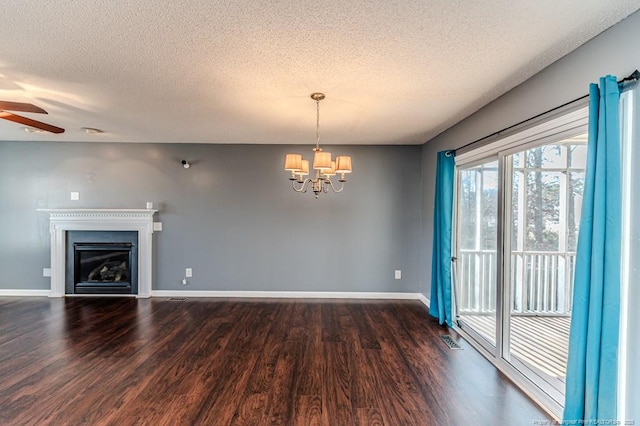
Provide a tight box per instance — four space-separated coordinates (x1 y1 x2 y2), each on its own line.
65 231 138 295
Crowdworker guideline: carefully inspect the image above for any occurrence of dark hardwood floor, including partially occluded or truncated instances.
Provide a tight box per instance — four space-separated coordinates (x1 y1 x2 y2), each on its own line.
0 297 553 425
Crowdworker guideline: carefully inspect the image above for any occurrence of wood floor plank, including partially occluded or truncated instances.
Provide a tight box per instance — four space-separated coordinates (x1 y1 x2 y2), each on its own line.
355 407 385 426
322 342 354 425
321 302 341 343
231 392 269 426
0 297 554 425
292 395 322 426
351 303 381 350
262 340 300 425
293 338 323 397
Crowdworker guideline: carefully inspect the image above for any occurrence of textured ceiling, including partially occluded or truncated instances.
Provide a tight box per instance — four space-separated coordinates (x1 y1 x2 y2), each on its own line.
0 1 638 145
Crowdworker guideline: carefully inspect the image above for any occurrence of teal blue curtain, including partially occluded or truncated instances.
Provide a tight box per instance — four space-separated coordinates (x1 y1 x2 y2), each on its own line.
563 75 621 422
429 150 455 326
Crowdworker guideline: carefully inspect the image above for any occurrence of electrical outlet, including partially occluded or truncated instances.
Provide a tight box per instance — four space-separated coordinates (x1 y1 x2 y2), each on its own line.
43 268 51 277
70 191 80 201
395 270 402 280
185 268 192 277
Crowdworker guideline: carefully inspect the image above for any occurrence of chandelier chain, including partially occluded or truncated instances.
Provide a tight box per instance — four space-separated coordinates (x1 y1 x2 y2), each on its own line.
316 98 320 149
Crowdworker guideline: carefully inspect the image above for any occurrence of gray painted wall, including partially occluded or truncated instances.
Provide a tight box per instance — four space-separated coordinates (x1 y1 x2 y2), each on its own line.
0 142 422 292
420 10 640 297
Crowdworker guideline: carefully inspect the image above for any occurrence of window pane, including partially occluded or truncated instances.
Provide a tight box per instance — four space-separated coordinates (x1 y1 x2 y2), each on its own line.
482 168 498 250
526 145 567 169
507 140 586 401
568 172 585 252
525 171 561 251
511 169 525 252
458 163 498 251
512 152 523 168
457 160 498 347
570 144 588 169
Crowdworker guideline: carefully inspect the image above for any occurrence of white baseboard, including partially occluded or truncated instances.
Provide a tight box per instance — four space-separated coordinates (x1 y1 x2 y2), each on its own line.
418 293 430 308
0 289 51 297
151 290 428 301
0 289 432 305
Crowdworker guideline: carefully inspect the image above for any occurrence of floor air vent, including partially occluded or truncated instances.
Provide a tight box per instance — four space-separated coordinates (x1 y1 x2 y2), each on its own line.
168 297 188 301
440 334 463 350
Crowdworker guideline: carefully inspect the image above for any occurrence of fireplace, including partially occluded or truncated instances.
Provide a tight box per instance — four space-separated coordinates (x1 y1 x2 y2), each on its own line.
39 208 156 298
66 231 138 295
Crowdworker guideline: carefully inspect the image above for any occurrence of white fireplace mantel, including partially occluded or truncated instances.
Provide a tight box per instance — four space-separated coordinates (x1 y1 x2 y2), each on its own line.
38 209 157 298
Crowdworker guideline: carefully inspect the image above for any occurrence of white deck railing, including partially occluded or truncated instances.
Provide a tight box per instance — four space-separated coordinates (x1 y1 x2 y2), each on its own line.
457 250 576 314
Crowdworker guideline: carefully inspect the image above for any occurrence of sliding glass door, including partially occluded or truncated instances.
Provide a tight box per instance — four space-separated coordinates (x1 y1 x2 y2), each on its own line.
456 159 499 350
504 137 586 399
453 124 588 409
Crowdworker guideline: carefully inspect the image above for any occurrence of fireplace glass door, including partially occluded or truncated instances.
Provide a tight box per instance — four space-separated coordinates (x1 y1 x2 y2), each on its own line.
74 243 132 293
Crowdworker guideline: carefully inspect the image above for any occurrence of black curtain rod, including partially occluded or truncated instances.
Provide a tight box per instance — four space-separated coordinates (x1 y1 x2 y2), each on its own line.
453 69 640 154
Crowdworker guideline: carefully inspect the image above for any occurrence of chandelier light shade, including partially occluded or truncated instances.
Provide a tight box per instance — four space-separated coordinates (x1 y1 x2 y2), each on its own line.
284 154 303 172
298 160 310 178
324 161 337 176
335 156 352 175
284 92 353 198
313 151 332 170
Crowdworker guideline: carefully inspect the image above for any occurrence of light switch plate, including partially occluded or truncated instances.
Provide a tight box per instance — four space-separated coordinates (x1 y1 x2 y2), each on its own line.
70 192 80 200
153 222 163 231
43 268 51 277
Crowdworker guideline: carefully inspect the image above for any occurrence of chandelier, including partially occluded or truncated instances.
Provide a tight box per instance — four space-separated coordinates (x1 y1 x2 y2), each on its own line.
284 93 352 198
